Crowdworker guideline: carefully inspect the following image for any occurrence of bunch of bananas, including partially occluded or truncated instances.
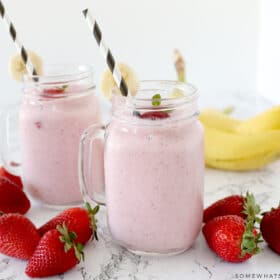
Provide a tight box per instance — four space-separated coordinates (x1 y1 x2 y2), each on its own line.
174 49 280 171
200 107 280 171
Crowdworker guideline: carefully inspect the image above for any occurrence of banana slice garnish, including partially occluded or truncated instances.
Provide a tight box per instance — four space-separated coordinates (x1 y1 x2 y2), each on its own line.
169 88 185 98
9 51 43 82
100 63 139 99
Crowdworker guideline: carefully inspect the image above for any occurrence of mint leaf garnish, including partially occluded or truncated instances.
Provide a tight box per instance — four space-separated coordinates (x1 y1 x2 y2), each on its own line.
152 94 161 106
61 85 68 91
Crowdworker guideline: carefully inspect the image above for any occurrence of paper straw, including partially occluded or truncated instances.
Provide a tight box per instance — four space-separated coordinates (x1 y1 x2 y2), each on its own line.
82 8 130 97
0 0 38 77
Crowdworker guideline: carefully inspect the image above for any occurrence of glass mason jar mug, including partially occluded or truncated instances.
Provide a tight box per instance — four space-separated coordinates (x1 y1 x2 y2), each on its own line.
80 81 204 255
0 64 101 208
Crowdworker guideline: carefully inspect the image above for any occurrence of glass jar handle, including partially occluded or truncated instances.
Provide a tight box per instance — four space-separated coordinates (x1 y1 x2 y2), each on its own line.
79 124 106 206
0 106 21 175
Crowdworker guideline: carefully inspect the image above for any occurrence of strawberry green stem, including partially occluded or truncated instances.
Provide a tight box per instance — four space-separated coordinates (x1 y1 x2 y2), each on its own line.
53 85 68 92
222 106 235 115
85 203 100 241
242 192 261 225
57 223 84 262
240 221 262 257
240 192 262 257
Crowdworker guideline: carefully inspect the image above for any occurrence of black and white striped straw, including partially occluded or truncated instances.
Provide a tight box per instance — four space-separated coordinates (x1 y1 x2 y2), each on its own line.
82 8 130 97
0 0 38 77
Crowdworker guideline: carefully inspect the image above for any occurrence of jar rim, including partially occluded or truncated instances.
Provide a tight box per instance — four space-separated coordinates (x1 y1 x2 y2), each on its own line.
112 80 199 125
126 80 198 111
23 63 94 83
23 63 95 98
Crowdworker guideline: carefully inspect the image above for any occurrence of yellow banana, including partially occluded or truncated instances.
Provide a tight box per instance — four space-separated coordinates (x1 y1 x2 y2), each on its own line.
206 152 277 171
200 105 280 134
199 109 241 133
236 105 280 133
205 126 280 159
204 126 280 170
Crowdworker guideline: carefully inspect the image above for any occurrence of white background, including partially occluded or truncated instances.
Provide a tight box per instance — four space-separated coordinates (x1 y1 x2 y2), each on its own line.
0 0 278 108
258 0 280 102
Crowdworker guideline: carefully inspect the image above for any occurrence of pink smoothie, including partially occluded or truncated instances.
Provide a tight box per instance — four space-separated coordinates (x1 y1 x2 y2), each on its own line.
19 88 101 206
105 113 204 254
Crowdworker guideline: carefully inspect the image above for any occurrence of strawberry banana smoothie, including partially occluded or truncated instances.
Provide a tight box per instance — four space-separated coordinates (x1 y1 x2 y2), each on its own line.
106 115 204 253
20 65 101 207
80 81 204 255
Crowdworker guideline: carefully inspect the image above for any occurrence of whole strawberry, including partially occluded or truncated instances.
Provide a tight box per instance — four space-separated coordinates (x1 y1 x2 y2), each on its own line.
0 213 40 260
202 215 261 263
38 203 99 244
203 192 260 223
26 224 84 278
0 167 23 189
0 177 30 214
260 205 280 254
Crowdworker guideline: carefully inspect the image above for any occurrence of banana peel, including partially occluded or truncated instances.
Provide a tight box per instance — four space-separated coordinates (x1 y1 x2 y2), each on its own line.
199 109 241 133
236 105 280 134
200 106 280 135
204 126 280 171
206 151 277 171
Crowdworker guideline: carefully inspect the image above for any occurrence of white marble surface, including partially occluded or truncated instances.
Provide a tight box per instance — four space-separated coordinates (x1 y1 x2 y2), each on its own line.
1 93 280 280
